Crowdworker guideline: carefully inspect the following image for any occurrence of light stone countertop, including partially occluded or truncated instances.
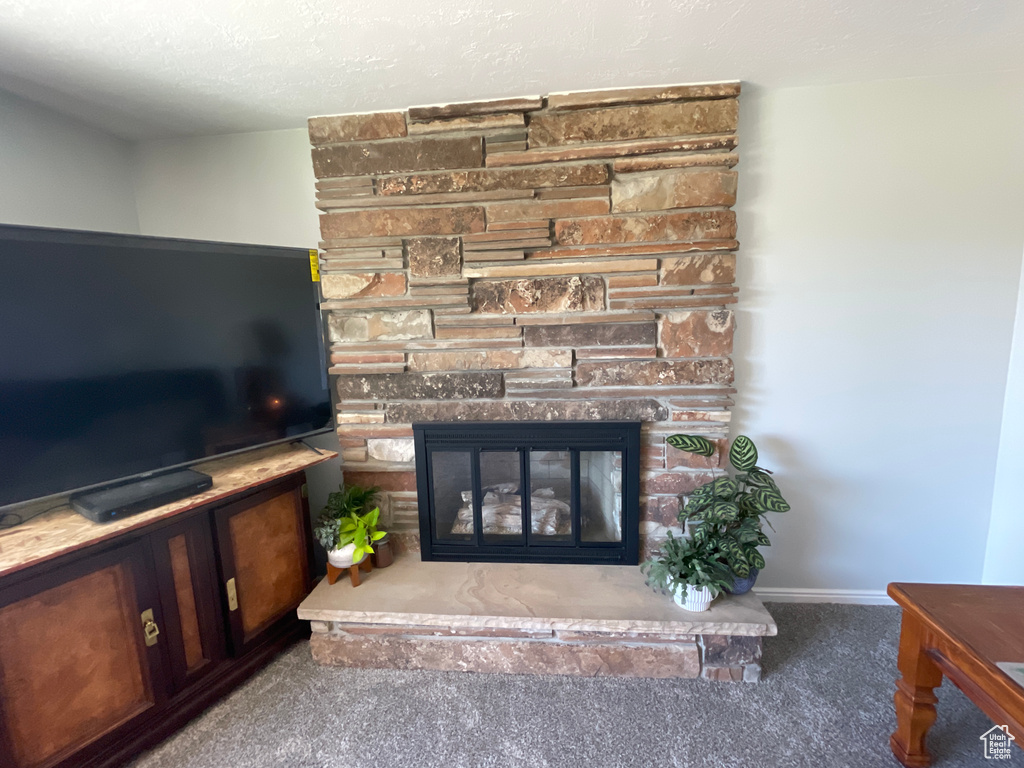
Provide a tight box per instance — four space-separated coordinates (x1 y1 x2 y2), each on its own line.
0 443 336 579
299 554 778 637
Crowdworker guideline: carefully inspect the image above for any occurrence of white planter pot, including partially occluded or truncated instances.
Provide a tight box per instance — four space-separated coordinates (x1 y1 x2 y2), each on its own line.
327 543 366 569
672 583 713 612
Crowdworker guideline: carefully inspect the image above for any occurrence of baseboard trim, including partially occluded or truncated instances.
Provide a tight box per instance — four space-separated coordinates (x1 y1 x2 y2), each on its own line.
754 587 894 605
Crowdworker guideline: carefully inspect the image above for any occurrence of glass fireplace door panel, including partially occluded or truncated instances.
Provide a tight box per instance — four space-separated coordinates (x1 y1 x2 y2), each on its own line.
580 451 623 543
479 451 525 544
430 451 474 541
528 451 573 543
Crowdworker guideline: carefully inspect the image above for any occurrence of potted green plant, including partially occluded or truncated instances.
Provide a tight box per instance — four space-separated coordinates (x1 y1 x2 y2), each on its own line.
641 530 734 611
666 434 790 594
313 484 387 569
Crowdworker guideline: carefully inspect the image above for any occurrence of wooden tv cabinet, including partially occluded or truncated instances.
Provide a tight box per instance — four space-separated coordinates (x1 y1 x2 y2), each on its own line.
0 443 336 768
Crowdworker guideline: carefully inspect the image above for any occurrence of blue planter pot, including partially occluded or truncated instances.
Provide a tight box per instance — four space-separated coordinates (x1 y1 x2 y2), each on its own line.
725 568 759 596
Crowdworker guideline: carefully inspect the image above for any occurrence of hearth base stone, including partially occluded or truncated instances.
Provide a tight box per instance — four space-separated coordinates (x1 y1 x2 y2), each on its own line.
298 556 774 681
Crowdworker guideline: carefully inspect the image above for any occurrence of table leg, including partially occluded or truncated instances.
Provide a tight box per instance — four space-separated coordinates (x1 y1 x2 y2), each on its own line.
890 612 943 767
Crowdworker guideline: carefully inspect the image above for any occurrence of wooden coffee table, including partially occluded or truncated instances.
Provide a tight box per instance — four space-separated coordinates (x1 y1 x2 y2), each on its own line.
888 583 1024 767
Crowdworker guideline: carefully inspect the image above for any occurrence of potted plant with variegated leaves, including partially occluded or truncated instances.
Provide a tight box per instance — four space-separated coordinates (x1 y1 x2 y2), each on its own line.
313 484 387 569
642 435 791 607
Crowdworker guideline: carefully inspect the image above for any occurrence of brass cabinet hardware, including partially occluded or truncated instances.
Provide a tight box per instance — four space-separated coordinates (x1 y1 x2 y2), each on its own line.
226 577 238 611
140 609 160 647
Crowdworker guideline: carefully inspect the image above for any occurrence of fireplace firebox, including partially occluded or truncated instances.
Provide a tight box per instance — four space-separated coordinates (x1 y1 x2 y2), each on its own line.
413 422 640 565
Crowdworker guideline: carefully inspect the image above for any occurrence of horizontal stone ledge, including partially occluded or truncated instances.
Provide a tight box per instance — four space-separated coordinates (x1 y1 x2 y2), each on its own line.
315 188 534 210
321 205 486 240
614 151 739 174
377 163 611 196
308 111 408 145
406 112 526 135
510 386 733 401
408 95 544 121
463 258 657 280
312 135 483 178
546 82 741 111
512 310 655 325
336 371 505 400
487 135 737 167
332 338 526 352
641 470 716 496
340 470 417 492
407 348 571 372
555 210 736 246
385 398 670 423
321 295 468 311
529 100 739 147
529 239 738 261
575 358 735 387
609 295 738 310
486 197 610 222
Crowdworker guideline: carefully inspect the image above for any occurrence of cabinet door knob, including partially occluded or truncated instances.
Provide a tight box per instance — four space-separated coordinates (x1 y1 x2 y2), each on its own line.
140 609 160 647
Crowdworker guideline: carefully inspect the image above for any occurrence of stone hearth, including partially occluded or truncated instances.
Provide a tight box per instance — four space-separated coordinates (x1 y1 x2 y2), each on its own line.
297 555 776 681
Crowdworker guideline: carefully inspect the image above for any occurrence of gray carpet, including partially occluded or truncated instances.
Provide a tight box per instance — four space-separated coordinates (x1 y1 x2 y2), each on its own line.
130 604 1023 767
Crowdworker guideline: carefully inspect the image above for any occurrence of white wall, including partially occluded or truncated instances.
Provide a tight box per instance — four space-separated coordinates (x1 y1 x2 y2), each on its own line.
131 128 343 571
130 73 1024 592
132 129 319 247
733 73 1024 592
0 89 139 232
984 247 1024 585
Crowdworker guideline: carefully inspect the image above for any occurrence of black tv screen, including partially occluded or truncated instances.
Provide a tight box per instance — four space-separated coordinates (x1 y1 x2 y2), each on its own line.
0 224 332 509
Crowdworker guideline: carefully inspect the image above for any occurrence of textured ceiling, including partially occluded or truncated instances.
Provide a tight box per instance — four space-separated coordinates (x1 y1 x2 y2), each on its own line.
0 0 1021 140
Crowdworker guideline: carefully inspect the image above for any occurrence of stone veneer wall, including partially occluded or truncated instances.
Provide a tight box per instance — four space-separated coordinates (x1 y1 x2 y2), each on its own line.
308 81 740 558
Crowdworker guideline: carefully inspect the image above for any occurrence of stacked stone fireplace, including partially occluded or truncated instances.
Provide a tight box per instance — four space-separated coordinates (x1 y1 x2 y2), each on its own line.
310 81 739 558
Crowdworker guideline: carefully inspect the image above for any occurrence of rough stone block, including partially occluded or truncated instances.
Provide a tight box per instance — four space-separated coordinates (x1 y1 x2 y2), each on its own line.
529 100 739 147
377 163 610 196
662 253 736 286
701 635 763 666
640 495 681 526
611 169 738 212
523 322 655 348
406 349 571 372
472 276 604 314
341 471 417 493
309 632 701 678
327 310 432 343
336 372 505 400
321 206 485 240
555 210 736 246
613 152 740 174
575 359 734 387
702 665 745 682
312 136 483 178
666 439 727 470
308 112 407 145
487 135 738 168
641 471 715 495
660 310 734 357
366 438 416 463
321 272 407 299
386 399 669 424
406 237 462 278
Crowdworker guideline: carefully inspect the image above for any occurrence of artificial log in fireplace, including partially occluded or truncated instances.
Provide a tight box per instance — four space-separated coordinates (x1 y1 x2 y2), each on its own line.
413 421 640 565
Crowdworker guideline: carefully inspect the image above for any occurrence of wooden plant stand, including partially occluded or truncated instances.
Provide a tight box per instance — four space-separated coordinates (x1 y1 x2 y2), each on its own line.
326 556 372 587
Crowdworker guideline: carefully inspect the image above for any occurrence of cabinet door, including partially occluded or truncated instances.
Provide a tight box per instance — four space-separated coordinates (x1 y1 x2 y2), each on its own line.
213 476 312 656
0 542 168 768
149 513 225 693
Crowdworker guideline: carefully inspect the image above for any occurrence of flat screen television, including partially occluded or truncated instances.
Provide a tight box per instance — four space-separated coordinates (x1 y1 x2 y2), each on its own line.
0 224 332 512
